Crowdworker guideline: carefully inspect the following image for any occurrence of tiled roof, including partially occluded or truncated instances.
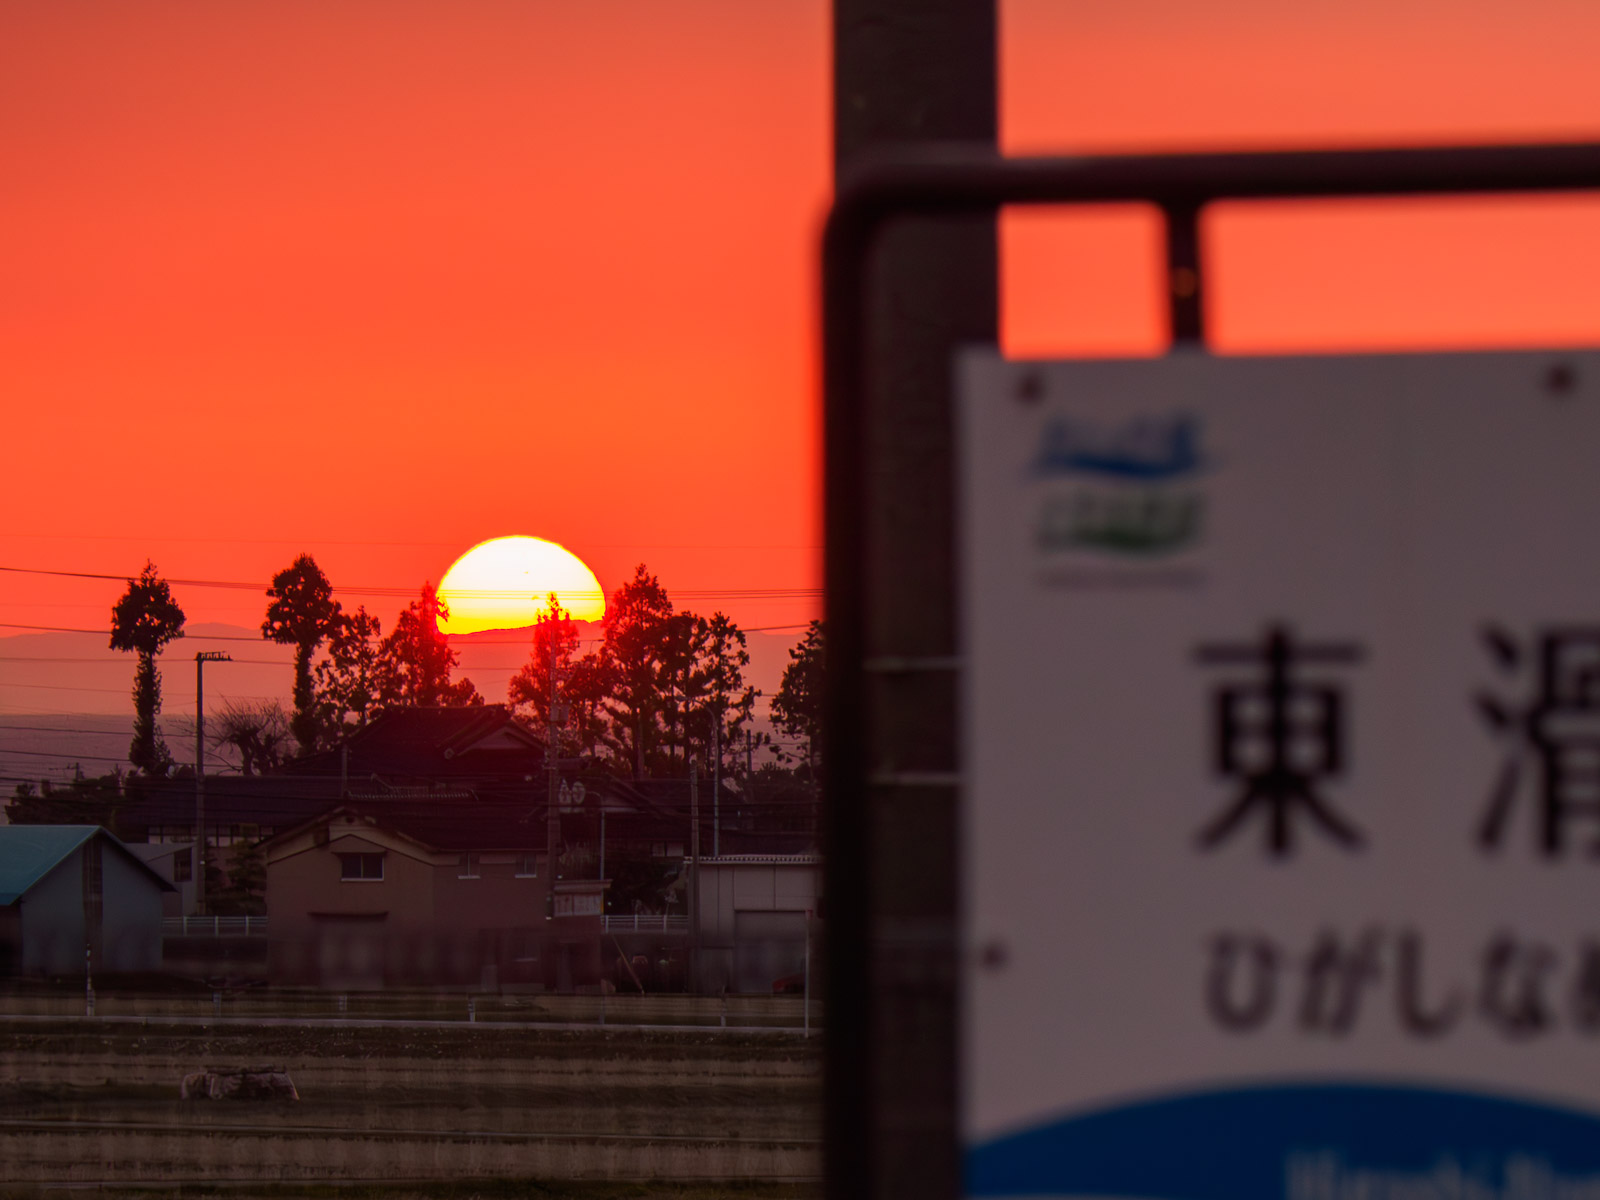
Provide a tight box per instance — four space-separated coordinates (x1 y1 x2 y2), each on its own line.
0 825 96 904
285 705 546 780
118 775 347 833
350 797 547 851
0 825 174 903
271 796 547 853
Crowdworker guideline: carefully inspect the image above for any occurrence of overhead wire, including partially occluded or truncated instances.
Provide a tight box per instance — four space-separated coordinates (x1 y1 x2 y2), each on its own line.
0 724 131 735
1 533 821 551
0 564 821 602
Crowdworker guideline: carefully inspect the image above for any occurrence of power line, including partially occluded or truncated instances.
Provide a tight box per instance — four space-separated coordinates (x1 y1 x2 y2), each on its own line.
0 747 238 769
1 622 812 646
0 683 281 704
1 682 140 695
0 623 265 640
0 564 821 602
0 533 821 550
0 748 130 763
0 655 523 671
0 656 291 666
0 724 131 736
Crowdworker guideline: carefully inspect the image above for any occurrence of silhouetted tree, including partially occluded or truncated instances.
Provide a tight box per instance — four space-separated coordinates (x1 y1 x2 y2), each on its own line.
603 848 684 917
658 611 702 771
261 554 343 753
772 619 824 781
599 565 676 778
741 761 821 844
210 828 267 916
6 769 126 827
109 561 186 777
313 605 387 741
509 594 579 722
209 699 292 776
508 594 610 758
689 612 759 780
377 583 481 707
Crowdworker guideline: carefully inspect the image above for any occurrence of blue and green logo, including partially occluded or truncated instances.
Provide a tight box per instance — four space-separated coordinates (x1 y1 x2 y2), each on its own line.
1032 412 1207 557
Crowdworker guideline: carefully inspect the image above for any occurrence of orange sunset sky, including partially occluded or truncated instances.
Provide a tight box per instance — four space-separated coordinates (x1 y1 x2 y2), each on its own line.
6 1 1600 685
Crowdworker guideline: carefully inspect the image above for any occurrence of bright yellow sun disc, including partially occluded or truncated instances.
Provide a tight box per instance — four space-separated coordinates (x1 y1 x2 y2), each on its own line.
436 536 605 635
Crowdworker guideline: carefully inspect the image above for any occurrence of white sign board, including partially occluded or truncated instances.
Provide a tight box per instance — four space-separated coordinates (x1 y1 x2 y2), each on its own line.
960 350 1600 1200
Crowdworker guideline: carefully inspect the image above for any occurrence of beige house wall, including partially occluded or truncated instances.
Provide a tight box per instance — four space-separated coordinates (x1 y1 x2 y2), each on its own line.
434 853 546 934
265 811 553 987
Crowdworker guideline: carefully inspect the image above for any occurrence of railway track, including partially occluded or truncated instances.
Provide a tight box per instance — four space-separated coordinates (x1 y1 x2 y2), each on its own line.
0 1116 821 1147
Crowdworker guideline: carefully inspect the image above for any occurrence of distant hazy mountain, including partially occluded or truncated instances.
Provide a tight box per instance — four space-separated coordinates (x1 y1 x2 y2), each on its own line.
0 624 296 793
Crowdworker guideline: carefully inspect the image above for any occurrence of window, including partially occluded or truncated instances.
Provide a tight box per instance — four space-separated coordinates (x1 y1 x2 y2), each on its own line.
172 849 193 883
338 853 384 881
458 852 480 878
515 854 537 878
554 892 602 917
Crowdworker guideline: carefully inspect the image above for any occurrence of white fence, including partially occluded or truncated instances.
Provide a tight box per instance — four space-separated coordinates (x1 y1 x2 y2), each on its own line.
163 914 682 937
161 916 268 938
601 914 689 933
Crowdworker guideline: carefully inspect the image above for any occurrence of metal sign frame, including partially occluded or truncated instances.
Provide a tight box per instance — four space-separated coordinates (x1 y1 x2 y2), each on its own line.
822 142 1600 1198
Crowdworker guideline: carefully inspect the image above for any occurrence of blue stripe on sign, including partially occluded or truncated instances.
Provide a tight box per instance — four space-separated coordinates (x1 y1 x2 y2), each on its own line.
967 1083 1600 1199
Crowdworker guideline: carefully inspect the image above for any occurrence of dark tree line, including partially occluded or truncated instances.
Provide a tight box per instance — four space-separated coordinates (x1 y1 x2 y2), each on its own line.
257 558 484 755
770 618 824 786
243 556 826 782
23 556 823 791
508 564 765 782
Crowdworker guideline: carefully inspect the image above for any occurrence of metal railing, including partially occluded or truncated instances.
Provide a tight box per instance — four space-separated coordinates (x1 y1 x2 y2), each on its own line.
161 915 268 938
601 914 689 932
163 912 686 936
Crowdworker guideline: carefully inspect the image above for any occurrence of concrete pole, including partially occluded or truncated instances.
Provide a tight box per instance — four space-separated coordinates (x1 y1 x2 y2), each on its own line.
689 760 700 993
195 655 205 916
193 652 231 917
547 642 560 899
804 907 812 1039
832 3 997 1198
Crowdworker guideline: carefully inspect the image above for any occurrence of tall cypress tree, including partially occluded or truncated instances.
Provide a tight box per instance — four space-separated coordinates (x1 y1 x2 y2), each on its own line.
109 561 186 777
262 554 342 753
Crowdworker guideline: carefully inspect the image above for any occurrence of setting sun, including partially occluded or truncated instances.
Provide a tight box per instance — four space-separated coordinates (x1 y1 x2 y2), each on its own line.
436 536 606 635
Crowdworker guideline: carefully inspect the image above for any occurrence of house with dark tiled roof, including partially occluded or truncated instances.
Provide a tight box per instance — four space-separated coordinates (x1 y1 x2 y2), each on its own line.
0 825 173 976
115 706 554 916
110 704 818 989
285 704 550 787
262 795 605 991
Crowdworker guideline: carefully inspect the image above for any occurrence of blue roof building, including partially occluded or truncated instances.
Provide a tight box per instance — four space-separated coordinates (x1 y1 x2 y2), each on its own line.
0 825 174 977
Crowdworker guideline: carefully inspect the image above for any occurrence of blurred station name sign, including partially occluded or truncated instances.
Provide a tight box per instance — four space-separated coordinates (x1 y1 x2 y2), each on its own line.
959 349 1600 1200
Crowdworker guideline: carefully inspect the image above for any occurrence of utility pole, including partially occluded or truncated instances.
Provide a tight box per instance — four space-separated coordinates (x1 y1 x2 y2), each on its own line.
711 711 720 858
546 641 561 907
746 728 755 805
194 651 232 916
689 759 700 993
832 3 997 1198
